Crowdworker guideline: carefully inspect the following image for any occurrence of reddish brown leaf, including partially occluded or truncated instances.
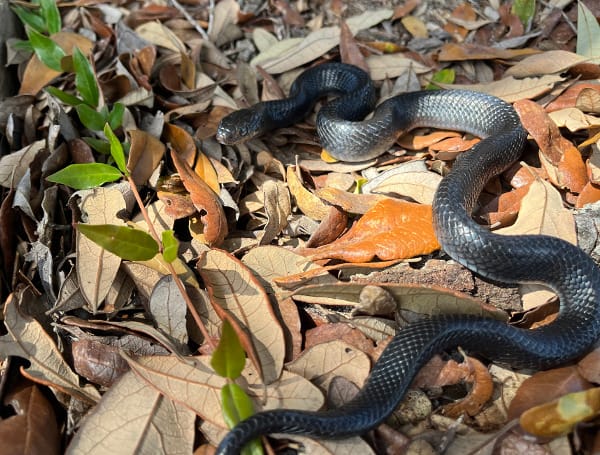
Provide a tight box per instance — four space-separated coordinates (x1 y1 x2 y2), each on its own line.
578 348 600 384
305 205 348 248
576 182 600 208
72 339 130 388
443 3 476 40
127 129 166 186
442 356 494 418
507 366 593 420
171 150 228 246
545 82 600 112
305 323 376 359
340 20 368 72
305 199 440 263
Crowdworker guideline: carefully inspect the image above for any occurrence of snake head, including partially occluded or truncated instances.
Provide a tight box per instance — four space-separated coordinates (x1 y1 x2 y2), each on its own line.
216 106 266 145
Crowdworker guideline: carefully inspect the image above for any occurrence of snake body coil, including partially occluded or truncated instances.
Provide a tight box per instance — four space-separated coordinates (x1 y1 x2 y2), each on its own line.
216 63 600 454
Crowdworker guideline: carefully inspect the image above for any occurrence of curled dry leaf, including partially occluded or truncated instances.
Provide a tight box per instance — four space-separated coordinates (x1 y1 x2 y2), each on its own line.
286 165 330 220
66 371 195 455
305 205 348 248
77 188 126 312
171 150 227 246
0 292 100 404
198 249 285 384
259 179 291 245
304 199 440 263
72 339 130 388
127 129 166 186
514 99 587 192
316 187 389 214
520 387 600 438
123 355 323 430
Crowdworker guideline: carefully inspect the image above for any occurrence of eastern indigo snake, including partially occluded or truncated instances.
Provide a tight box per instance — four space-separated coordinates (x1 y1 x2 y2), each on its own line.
215 63 600 454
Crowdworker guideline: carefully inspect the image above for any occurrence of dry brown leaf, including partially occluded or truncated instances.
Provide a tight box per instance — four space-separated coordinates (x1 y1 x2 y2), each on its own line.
305 205 348 248
286 165 330 220
19 32 93 95
339 19 368 72
442 75 563 103
443 3 476 39
0 139 45 188
284 435 376 455
438 43 539 61
548 107 600 132
578 348 600 383
171 150 227 246
0 292 100 404
135 21 185 52
305 323 376 358
286 340 371 391
576 182 600 208
316 187 389 214
507 366 592 420
0 383 60 455
127 129 166 186
505 50 588 78
401 15 428 38
305 199 440 262
545 82 600 112
123 355 323 429
208 0 239 43
198 249 285 384
442 357 494 418
72 339 130 388
149 275 188 345
520 387 600 438
259 179 291 245
66 371 195 454
77 188 126 312
365 53 429 80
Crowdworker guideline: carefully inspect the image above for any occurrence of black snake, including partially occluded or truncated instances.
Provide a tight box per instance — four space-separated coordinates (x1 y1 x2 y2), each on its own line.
215 63 600 454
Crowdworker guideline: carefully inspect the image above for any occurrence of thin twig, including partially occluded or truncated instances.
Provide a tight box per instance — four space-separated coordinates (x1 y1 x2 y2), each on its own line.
169 0 210 40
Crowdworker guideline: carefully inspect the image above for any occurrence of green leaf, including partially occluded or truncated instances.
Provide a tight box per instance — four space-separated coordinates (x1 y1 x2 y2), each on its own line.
221 384 261 455
511 0 535 28
82 137 111 155
26 26 65 71
161 230 178 263
76 104 107 131
577 2 600 64
46 86 83 106
103 123 128 175
108 103 125 130
73 47 99 107
46 163 122 189
426 68 455 90
39 0 61 34
11 39 34 53
77 224 159 261
11 5 46 33
211 319 246 379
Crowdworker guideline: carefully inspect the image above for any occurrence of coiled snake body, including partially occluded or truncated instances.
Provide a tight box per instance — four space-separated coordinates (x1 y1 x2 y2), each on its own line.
216 63 600 454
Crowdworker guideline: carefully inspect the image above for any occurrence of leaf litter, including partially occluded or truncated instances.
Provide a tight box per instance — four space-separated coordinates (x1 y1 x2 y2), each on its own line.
1 0 600 454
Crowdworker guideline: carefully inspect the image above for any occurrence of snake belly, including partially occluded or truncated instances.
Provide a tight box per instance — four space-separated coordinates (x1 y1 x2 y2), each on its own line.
215 63 600 454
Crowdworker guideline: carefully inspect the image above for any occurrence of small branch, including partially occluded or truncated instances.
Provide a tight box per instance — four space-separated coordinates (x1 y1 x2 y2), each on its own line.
169 0 210 40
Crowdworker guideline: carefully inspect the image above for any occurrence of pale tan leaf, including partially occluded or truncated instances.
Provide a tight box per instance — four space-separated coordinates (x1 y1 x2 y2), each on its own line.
505 50 588 78
135 22 185 52
316 187 389 214
362 160 442 205
0 292 100 404
259 179 291 245
0 139 45 188
441 75 564 102
287 166 330 220
252 28 279 52
77 188 126 312
252 9 393 74
497 179 576 310
365 54 429 80
198 250 285 384
286 340 370 390
548 108 600 132
149 275 188 345
282 435 376 454
66 371 195 455
242 245 338 295
123 355 324 429
208 0 239 42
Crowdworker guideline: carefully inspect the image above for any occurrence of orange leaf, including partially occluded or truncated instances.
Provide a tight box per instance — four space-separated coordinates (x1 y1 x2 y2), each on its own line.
306 199 440 263
170 150 227 246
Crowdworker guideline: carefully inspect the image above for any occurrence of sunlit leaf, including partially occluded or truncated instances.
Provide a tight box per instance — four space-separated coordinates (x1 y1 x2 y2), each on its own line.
577 2 600 64
11 5 46 33
161 230 178 263
221 383 262 455
104 123 128 175
77 224 159 261
26 26 65 72
46 163 122 189
73 47 99 107
76 104 107 131
426 68 455 90
211 319 246 379
39 0 61 34
46 86 83 106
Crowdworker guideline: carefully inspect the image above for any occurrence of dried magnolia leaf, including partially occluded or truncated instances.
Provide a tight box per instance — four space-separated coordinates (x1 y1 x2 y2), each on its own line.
66 371 195 455
287 166 330 220
77 188 126 312
0 293 100 404
198 249 285 384
123 355 323 429
305 199 440 262
505 50 588 78
149 275 188 346
441 75 563 102
287 340 371 391
127 129 166 186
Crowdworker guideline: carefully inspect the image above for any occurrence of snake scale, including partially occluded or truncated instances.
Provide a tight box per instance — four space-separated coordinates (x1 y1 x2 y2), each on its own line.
215 63 600 454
